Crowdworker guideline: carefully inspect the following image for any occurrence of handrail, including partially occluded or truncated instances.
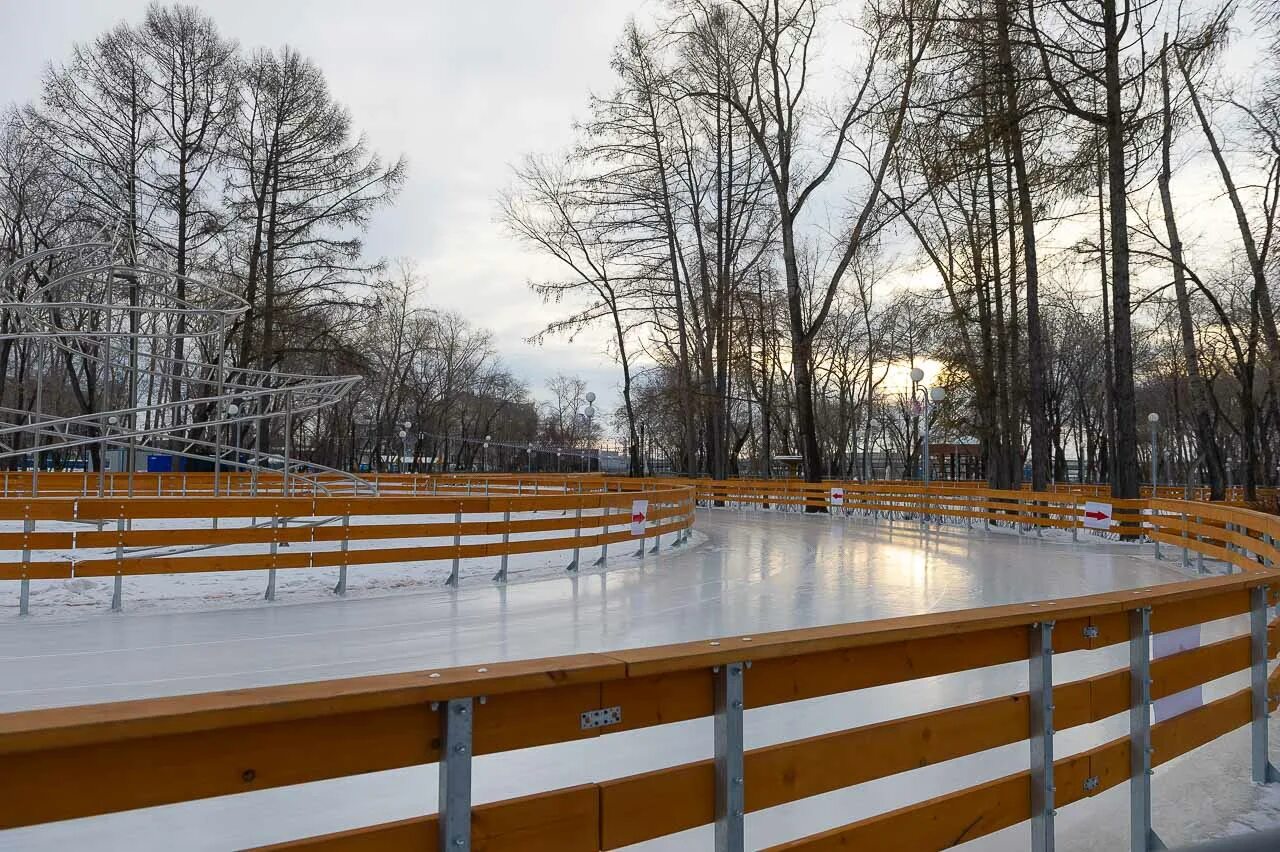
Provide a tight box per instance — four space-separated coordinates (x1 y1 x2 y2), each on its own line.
3 480 1280 849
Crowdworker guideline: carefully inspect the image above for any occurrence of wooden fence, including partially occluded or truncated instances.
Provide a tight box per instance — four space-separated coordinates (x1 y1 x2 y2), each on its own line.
0 478 695 613
2 481 1280 849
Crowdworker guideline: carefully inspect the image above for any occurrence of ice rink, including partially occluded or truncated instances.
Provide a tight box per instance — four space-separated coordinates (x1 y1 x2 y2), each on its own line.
3 508 1275 850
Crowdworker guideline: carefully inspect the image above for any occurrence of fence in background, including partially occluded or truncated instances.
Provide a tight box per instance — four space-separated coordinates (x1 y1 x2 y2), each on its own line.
0 477 694 614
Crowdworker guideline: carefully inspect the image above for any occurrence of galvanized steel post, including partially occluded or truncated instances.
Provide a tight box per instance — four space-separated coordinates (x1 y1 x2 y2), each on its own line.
715 662 746 852
1129 606 1164 851
111 513 125 612
447 509 462 586
438 697 473 851
19 513 32 615
1250 585 1278 784
265 513 278 601
1029 620 1056 852
334 513 350 596
494 508 510 583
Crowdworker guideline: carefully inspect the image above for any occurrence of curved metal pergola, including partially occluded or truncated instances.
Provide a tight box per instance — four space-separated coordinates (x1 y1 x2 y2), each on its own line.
0 228 372 495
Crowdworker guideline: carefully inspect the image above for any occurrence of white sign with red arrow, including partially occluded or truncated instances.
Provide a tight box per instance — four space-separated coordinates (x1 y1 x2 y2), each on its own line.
830 487 845 507
1082 501 1114 530
630 499 649 537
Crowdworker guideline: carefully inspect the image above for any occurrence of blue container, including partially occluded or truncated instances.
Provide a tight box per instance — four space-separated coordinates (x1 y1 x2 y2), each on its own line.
147 454 174 472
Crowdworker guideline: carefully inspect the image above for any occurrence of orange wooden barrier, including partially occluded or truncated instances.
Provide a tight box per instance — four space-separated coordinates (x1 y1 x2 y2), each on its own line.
4 478 1280 849
0 481 697 610
0 571 1276 850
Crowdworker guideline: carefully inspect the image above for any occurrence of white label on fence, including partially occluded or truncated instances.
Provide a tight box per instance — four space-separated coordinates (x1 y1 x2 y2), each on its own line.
1082 500 1114 530
830 487 845 507
1154 625 1203 722
630 500 648 536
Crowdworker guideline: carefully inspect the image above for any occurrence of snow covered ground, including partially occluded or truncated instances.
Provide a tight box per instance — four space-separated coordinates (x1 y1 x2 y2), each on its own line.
0 508 1273 850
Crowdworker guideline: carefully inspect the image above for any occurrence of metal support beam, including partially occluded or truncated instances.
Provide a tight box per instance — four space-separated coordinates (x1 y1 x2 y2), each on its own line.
265 513 278 601
111 515 124 612
494 509 510 583
715 662 746 852
1029 620 1056 852
334 514 349 596
438 697 473 851
1250 585 1279 784
1130 606 1166 851
19 515 32 615
446 509 462 586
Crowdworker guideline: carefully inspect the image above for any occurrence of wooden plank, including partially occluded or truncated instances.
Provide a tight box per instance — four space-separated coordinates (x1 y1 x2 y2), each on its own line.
744 626 1030 709
0 561 72 580
600 692 1031 849
0 655 623 756
0 703 439 829
252 784 601 852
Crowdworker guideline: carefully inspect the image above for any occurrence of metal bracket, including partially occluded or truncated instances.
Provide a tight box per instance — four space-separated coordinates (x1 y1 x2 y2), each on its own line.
580 706 622 730
1083 776 1099 792
1083 625 1099 639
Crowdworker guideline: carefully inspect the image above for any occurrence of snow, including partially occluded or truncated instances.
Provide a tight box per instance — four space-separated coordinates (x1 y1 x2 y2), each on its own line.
0 507 1272 850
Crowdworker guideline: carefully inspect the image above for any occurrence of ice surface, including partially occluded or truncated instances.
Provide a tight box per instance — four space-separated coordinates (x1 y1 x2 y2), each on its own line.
0 508 1268 850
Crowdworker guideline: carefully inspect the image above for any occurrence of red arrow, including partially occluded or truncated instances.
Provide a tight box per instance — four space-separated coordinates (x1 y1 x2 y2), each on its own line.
632 512 646 524
1085 510 1110 521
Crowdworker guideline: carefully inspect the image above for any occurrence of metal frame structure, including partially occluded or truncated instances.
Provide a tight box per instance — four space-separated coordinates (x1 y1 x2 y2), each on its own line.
0 231 369 495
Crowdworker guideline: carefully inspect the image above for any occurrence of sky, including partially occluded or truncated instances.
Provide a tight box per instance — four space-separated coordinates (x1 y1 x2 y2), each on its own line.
0 0 1270 432
0 0 652 414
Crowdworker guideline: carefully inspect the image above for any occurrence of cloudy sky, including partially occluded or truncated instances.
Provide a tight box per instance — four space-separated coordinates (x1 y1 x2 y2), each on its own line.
0 0 1270 425
0 0 655 412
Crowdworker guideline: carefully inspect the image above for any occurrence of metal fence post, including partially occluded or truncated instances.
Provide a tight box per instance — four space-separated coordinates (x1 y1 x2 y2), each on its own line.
19 511 32 616
1251 585 1279 784
1129 606 1164 852
1196 516 1205 574
111 513 125 612
438 697 473 851
494 508 510 583
1150 506 1162 560
446 509 462 586
567 483 582 571
265 513 278 601
595 485 609 567
715 661 746 852
650 501 662 555
1029 620 1056 852
334 513 350 596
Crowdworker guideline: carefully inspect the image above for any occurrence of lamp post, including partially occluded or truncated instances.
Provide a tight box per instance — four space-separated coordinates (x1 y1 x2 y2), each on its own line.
909 367 947 486
483 434 491 472
527 442 534 474
1147 412 1159 492
584 392 596 472
401 421 413 474
556 450 562 473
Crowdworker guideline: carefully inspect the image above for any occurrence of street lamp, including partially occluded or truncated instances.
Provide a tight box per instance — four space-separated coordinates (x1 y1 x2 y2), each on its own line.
398 429 410 474
584 392 596 472
1148 412 1160 491
483 434 491 472
909 367 947 486
527 442 534 474
556 450 562 473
